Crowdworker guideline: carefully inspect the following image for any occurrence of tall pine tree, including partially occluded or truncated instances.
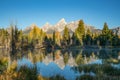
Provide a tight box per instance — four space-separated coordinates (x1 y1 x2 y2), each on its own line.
102 22 109 35
75 20 85 45
63 26 70 41
53 31 56 45
99 22 112 46
62 26 70 47
84 29 92 45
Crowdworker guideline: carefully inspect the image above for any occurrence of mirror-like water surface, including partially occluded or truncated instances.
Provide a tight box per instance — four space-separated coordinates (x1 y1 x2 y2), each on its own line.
1 49 120 80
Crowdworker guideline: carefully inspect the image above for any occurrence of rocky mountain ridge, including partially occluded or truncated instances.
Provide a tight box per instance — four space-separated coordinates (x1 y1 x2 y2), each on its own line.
23 18 120 35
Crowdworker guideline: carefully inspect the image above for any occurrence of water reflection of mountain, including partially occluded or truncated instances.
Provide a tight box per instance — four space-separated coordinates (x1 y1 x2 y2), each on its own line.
1 48 120 80
42 52 77 69
17 58 80 80
5 49 120 68
37 62 80 80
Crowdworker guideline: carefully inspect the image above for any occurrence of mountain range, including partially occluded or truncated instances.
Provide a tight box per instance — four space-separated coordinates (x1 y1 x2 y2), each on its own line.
23 18 120 35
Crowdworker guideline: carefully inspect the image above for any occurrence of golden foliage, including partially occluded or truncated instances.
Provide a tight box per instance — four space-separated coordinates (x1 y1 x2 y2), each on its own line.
29 25 41 39
29 25 46 44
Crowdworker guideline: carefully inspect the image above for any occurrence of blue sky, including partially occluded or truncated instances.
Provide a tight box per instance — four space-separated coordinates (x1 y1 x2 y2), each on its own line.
0 0 120 29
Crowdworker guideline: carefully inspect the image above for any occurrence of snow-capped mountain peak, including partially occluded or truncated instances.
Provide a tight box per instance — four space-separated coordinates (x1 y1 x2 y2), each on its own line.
53 18 67 32
57 18 67 25
42 22 52 32
23 18 101 35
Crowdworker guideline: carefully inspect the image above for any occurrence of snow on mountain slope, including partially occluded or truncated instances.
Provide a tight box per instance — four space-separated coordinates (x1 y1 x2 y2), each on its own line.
24 18 101 34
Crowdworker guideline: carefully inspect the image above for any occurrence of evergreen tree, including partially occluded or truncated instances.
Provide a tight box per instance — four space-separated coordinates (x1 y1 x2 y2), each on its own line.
111 32 120 46
63 26 70 41
18 30 23 41
87 28 91 35
39 29 45 43
99 22 112 46
53 31 56 45
44 36 52 49
15 25 18 41
63 52 69 65
71 33 76 46
102 22 109 35
10 25 15 52
55 31 61 46
75 20 85 45
63 26 70 47
84 29 92 45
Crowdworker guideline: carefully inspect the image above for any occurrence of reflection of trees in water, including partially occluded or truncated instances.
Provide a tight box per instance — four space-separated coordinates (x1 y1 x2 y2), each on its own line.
10 49 46 64
10 50 29 61
74 50 97 65
55 50 61 60
98 49 119 59
111 50 120 59
75 50 84 65
63 52 69 65
27 49 45 63
2 48 120 69
72 49 120 60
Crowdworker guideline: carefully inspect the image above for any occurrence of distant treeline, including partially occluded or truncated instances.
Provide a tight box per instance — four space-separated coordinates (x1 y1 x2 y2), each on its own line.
0 20 120 51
